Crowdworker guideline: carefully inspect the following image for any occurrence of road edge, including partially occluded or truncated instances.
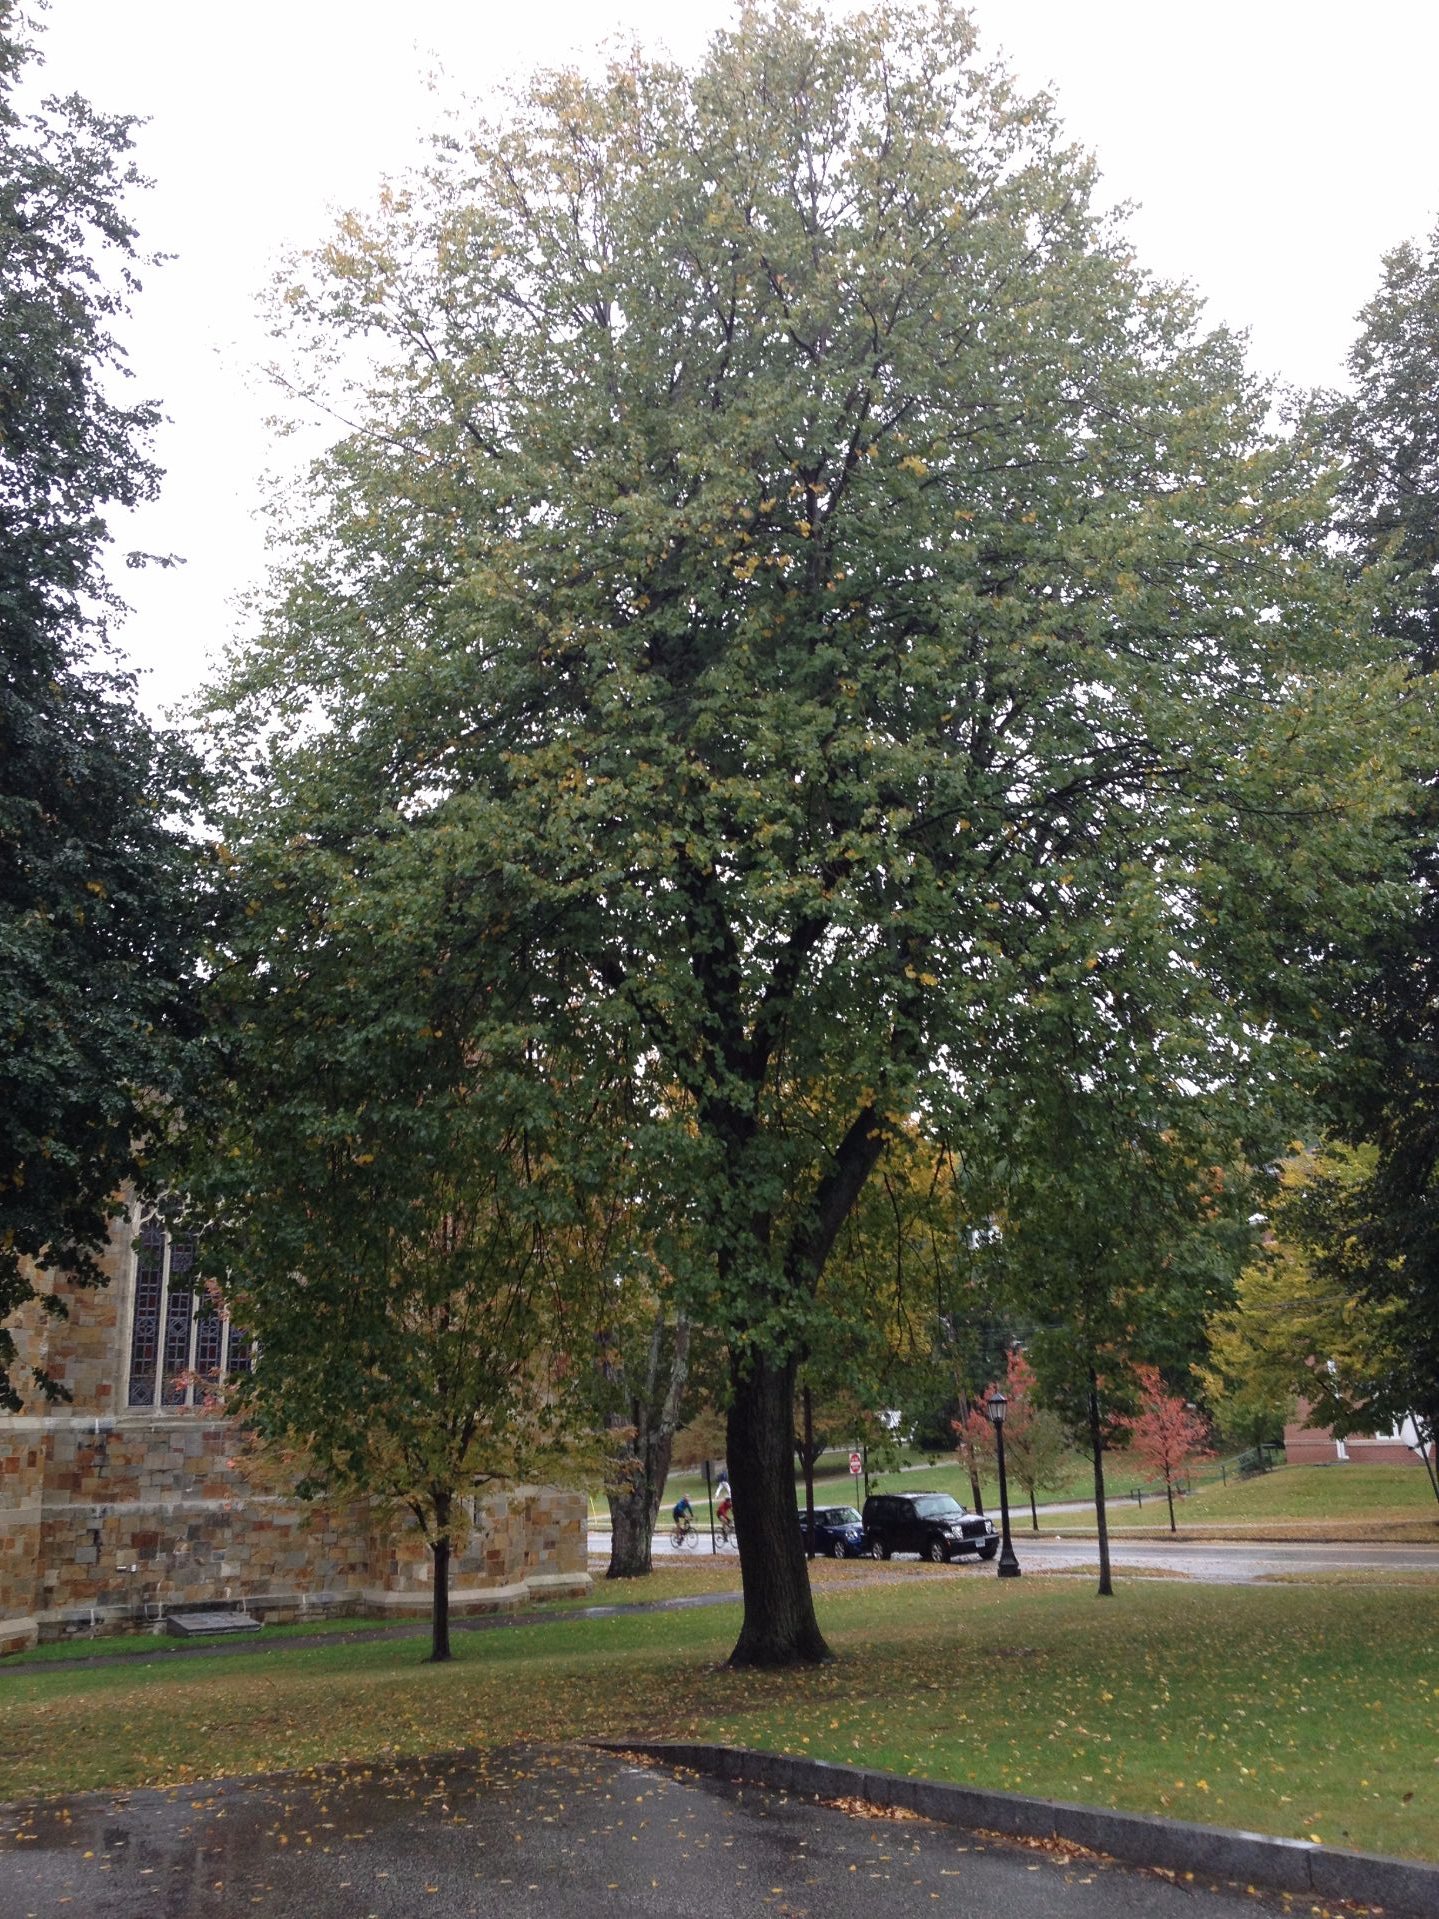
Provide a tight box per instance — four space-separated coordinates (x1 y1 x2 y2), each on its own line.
599 1740 1437 1917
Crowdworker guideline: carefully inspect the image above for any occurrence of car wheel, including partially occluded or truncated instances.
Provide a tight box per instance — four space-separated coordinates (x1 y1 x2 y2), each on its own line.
830 1541 845 1559
979 1543 999 1560
926 1539 947 1563
867 1540 883 1559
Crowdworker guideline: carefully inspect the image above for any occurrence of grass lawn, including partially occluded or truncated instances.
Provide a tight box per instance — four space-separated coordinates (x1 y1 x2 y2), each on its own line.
3 1574 1435 1862
1094 1463 1439 1540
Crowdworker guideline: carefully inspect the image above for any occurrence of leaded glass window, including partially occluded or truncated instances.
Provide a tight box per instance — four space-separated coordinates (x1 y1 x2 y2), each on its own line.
126 1218 167 1407
125 1215 249 1410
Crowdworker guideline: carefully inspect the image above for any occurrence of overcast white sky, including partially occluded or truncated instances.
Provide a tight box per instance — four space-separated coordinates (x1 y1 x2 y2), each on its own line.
25 0 1439 717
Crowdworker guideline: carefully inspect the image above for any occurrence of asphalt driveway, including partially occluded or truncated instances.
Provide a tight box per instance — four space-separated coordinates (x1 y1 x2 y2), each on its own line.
0 1742 1314 1919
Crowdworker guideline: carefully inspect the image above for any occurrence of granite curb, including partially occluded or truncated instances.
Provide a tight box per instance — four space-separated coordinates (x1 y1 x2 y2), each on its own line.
601 1740 1438 1918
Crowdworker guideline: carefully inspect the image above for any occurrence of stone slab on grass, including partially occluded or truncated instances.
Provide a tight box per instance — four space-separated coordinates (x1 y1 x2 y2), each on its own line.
164 1611 262 1638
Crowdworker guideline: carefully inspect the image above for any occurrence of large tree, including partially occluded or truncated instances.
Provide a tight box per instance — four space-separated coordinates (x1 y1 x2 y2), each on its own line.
210 1 1416 1663
0 4 195 1405
1312 221 1439 1458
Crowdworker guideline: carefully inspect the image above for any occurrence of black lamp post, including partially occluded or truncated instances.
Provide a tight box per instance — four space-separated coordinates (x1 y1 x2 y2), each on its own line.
986 1390 1022 1579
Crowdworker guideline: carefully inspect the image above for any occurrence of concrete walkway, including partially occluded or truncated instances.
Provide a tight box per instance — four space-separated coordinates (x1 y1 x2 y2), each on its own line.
0 1742 1317 1919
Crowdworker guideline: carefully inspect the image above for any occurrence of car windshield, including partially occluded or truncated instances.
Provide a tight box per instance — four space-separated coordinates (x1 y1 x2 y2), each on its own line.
824 1508 861 1527
912 1495 965 1519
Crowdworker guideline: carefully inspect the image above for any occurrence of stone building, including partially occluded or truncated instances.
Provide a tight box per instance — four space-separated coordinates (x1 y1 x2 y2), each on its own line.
1 1210 590 1655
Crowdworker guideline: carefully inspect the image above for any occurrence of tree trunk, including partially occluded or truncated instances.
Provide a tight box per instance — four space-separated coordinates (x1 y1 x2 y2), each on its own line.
430 1489 453 1662
608 1482 661 1576
1088 1373 1114 1598
1029 1486 1039 1532
727 1349 831 1666
606 1313 690 1579
1165 1474 1177 1533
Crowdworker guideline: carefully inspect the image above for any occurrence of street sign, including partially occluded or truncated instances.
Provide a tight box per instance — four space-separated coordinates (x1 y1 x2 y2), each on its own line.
849 1450 862 1476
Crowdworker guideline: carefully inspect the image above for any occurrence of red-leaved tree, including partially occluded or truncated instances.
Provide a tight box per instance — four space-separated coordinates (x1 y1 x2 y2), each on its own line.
1130 1368 1213 1532
960 1350 1069 1531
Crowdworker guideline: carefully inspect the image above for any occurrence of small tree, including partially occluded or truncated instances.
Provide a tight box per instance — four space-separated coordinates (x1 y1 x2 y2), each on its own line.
182 804 621 1660
961 1351 1069 1531
972 1064 1262 1594
1130 1367 1213 1532
215 1120 602 1661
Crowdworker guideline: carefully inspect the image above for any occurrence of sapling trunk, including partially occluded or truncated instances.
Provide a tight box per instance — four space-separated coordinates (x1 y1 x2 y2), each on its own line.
430 1488 453 1662
1088 1373 1113 1598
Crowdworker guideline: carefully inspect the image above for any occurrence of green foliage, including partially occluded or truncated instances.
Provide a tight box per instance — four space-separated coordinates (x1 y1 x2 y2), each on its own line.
1199 1146 1370 1449
1327 219 1439 672
0 4 197 1405
1277 1145 1439 1494
972 1077 1266 1445
799 1127 994 1454
1310 221 1439 1469
204 0 1419 1659
179 809 629 1647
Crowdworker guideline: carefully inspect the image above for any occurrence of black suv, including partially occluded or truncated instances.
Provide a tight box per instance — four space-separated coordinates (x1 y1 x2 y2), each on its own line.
862 1491 999 1564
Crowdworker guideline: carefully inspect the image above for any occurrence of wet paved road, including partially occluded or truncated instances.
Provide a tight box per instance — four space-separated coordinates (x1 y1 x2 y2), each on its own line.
1002 1533 1439 1582
604 1530 1439 1582
0 1742 1306 1919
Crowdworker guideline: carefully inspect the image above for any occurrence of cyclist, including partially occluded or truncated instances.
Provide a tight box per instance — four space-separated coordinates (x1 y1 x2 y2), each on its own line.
715 1478 733 1533
672 1493 695 1539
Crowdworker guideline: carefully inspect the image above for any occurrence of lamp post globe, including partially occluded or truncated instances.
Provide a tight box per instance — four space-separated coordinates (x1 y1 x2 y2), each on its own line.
986 1390 1021 1578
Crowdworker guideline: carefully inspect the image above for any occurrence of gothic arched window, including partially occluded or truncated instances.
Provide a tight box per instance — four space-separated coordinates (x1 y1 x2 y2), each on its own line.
125 1215 251 1409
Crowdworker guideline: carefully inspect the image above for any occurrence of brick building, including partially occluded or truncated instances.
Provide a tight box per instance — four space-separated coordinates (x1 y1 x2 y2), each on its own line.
1 1211 590 1655
1283 1401 1435 1467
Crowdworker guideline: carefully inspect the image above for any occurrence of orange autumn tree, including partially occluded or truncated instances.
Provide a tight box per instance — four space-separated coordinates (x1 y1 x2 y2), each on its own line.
961 1350 1069 1531
1130 1368 1213 1532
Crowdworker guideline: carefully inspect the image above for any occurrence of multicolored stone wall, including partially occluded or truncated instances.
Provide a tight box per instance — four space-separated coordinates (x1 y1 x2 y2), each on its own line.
7 1238 129 1418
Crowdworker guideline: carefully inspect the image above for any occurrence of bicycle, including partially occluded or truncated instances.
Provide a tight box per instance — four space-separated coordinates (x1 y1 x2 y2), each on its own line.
670 1517 699 1549
716 1512 735 1547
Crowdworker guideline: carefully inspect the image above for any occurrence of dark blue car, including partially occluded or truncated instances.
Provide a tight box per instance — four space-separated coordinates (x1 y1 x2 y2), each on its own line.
798 1503 866 1557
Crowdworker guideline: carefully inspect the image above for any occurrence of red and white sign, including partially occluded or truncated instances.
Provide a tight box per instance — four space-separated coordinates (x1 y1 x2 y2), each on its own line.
849 1451 863 1476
